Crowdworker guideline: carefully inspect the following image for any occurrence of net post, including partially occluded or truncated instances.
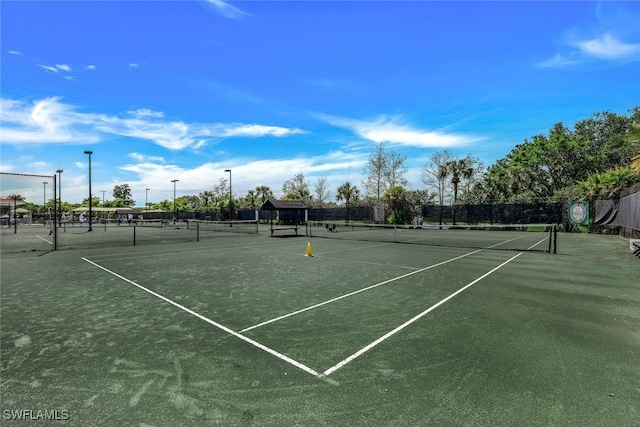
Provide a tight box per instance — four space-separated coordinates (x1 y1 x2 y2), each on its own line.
547 225 552 253
53 174 58 250
553 225 558 254
197 221 200 242
133 224 137 246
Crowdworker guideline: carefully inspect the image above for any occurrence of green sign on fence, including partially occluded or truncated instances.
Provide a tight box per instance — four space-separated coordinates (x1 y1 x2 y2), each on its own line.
568 201 589 225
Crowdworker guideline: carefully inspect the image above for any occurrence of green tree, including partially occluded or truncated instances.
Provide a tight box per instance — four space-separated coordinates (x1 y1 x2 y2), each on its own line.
480 107 639 202
113 184 135 207
578 166 639 200
282 173 311 203
239 189 261 210
628 107 640 173
255 186 275 204
383 186 411 224
82 196 101 207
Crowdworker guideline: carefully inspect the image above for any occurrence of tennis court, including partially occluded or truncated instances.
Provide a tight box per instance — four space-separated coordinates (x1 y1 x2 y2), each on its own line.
1 228 639 425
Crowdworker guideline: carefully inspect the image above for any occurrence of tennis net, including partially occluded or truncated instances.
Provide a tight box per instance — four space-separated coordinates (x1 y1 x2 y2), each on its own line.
307 222 558 253
187 219 259 236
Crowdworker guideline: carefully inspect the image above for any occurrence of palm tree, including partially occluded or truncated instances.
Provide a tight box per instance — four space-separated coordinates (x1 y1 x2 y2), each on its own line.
336 182 360 223
8 194 25 234
445 159 474 224
255 186 274 205
242 189 260 210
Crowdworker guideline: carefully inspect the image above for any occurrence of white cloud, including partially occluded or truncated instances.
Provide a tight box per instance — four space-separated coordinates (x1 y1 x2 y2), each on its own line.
220 124 305 138
538 3 640 68
86 64 96 70
36 63 76 79
128 108 165 119
0 97 306 149
0 97 100 143
204 0 249 20
119 150 366 201
318 114 479 148
538 33 640 67
38 64 59 73
576 33 640 60
8 50 22 55
536 53 580 68
129 152 166 163
128 63 140 70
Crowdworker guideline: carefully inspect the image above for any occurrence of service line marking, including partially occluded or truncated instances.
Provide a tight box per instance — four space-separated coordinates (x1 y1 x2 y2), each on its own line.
322 236 549 376
240 248 483 333
81 257 333 383
242 234 538 333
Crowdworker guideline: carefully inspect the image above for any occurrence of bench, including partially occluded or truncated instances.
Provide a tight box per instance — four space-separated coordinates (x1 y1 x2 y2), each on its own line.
270 224 301 236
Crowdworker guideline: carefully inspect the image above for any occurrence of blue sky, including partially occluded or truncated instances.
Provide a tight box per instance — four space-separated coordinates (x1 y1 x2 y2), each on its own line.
1 1 639 206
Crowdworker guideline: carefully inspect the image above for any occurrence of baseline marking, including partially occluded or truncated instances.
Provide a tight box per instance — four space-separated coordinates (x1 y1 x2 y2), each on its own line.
35 235 53 245
81 257 331 382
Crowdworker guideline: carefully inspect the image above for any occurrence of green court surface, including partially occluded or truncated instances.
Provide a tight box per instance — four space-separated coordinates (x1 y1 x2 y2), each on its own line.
1 231 639 425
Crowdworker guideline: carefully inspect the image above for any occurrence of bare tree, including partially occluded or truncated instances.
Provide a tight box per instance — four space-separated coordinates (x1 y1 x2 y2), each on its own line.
422 150 454 206
313 176 331 207
362 142 407 199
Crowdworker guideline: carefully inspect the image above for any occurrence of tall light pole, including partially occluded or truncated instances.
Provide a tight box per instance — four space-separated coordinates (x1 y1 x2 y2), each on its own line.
101 190 106 206
146 188 150 214
171 179 179 226
56 169 63 227
224 169 232 221
43 181 48 227
84 150 93 231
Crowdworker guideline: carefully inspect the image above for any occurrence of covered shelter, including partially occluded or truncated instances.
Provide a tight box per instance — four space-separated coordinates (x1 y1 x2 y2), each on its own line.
70 207 166 224
260 199 308 236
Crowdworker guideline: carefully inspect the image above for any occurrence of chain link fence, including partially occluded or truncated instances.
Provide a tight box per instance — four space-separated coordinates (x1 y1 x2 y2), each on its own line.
1 172 57 253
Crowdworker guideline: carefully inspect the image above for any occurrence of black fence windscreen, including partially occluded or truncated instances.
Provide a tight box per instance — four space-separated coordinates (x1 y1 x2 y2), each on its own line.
595 187 640 237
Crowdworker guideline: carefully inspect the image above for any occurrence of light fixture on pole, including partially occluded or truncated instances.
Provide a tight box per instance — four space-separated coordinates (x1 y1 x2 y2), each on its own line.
171 179 179 226
84 150 93 231
224 169 232 222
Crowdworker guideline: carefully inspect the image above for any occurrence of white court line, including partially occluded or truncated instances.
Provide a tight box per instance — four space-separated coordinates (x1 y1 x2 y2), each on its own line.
322 235 549 376
323 251 524 376
81 257 331 382
241 233 533 333
35 235 53 245
241 249 483 332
